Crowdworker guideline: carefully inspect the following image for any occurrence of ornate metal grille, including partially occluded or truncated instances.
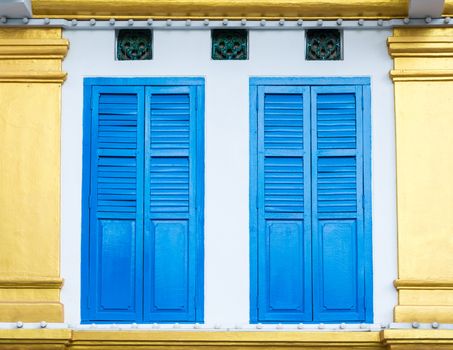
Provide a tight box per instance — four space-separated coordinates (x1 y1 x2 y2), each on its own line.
212 30 248 60
306 29 342 61
117 29 152 60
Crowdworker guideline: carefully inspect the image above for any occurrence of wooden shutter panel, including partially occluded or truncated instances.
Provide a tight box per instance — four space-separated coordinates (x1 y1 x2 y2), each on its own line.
143 86 198 322
311 86 366 322
256 86 312 322
87 86 145 322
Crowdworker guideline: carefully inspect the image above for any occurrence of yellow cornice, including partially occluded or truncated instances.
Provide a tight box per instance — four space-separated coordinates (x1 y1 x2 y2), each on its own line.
388 36 453 58
0 278 64 289
394 279 453 290
0 39 69 59
31 0 409 20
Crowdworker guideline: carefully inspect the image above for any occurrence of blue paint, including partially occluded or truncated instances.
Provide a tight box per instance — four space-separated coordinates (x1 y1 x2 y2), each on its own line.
250 77 372 323
82 78 204 323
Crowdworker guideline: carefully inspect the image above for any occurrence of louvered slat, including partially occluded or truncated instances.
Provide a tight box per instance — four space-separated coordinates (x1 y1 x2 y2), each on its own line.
317 93 356 150
149 157 189 213
150 94 190 150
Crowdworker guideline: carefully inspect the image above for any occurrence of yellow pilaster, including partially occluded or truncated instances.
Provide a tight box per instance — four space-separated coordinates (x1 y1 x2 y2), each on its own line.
388 28 453 323
0 28 68 322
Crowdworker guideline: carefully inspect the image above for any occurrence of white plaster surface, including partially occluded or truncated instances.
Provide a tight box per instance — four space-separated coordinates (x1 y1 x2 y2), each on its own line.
61 29 397 326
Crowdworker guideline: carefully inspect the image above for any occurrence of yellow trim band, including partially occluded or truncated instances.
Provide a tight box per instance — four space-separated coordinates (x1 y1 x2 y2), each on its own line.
31 0 409 20
0 278 64 290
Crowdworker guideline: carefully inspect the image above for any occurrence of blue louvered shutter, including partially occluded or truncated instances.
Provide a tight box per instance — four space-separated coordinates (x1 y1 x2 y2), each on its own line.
143 86 198 322
311 86 366 322
256 86 312 322
87 86 144 322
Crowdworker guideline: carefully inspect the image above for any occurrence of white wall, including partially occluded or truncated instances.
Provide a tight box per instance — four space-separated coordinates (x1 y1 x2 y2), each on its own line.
61 28 397 326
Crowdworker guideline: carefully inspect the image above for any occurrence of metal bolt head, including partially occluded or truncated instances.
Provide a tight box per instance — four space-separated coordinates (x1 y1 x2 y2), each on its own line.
297 323 304 329
279 19 285 26
317 19 323 26
377 19 384 26
147 18 153 25
166 19 172 26
0 16 7 23
222 19 228 25
339 323 346 329
260 19 266 26
71 19 78 26
186 19 191 26
16 321 23 328
358 19 364 26
425 16 432 23
203 19 209 25
432 322 439 329
44 18 50 24
128 19 134 26
194 323 201 329
241 19 247 25
403 17 410 24
412 322 420 329
336 18 343 25
445 17 451 24
22 17 29 24
109 18 115 25
256 323 264 329
40 321 47 328
89 19 96 26
318 323 325 329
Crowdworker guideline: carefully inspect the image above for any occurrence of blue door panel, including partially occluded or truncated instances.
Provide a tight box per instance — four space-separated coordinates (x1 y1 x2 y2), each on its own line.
82 79 204 324
255 86 312 322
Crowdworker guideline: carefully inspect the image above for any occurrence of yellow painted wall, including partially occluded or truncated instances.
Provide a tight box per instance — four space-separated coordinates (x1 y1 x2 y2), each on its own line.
389 27 453 323
0 28 68 322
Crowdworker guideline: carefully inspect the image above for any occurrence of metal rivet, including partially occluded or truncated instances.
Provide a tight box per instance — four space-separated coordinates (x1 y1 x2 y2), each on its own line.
222 19 228 25
318 323 325 329
194 323 201 329
339 323 346 329
360 323 368 329
256 323 264 329
89 19 96 26
152 323 160 329
0 16 6 23
186 19 191 26
381 323 388 329
336 18 343 25
131 323 138 329
71 19 78 26
425 16 432 23
445 17 451 24
377 19 384 26
297 323 304 329
22 17 29 24
297 19 303 26
109 18 115 25
40 321 47 328
173 323 181 329
241 18 247 25
44 18 50 24
317 19 323 26
260 19 266 26
403 17 410 24
276 324 283 329
16 321 23 328
147 18 153 25
128 19 134 26
279 19 285 26
358 19 364 26
166 19 172 26
432 322 439 329
412 322 420 329
203 19 209 26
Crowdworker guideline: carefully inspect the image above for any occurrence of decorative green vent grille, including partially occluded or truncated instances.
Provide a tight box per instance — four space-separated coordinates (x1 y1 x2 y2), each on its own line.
306 29 342 61
212 30 248 60
117 29 152 60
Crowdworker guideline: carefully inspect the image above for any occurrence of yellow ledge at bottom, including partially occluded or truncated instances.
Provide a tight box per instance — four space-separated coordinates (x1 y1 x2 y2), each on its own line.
0 330 453 349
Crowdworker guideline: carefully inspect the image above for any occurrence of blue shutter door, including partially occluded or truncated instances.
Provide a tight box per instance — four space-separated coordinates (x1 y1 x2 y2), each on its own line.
143 86 197 322
311 85 366 322
87 86 145 322
256 86 312 322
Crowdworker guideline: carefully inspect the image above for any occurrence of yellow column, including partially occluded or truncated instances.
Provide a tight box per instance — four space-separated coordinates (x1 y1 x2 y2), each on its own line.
388 28 453 323
0 28 68 322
